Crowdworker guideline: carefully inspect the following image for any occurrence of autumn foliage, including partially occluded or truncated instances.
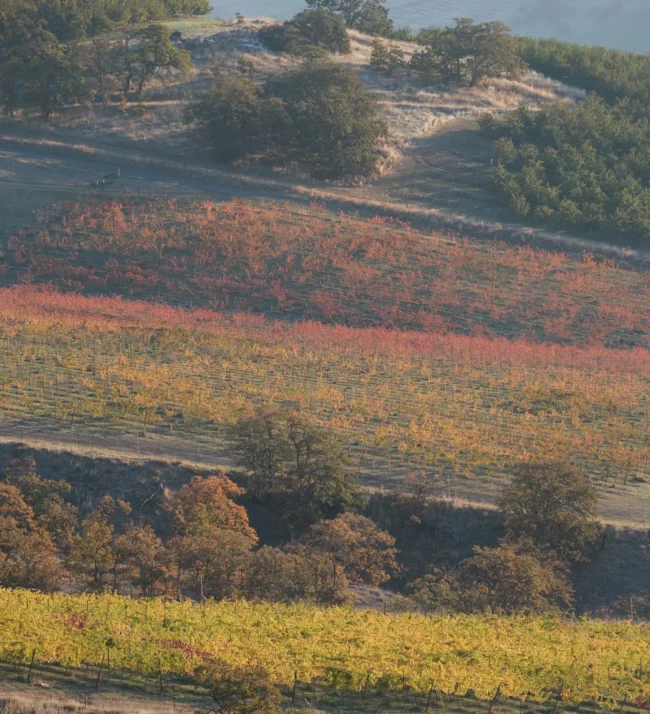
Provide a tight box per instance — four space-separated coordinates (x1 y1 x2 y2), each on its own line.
7 197 650 346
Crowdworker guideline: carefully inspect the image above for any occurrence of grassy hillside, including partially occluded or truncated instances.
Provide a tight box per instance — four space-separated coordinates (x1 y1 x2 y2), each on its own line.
2 588 650 707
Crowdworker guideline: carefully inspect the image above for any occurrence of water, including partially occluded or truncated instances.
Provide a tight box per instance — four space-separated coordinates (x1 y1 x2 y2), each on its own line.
209 0 650 52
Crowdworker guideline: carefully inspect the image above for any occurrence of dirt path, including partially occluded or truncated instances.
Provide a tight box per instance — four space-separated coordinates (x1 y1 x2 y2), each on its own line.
3 131 650 264
0 140 293 241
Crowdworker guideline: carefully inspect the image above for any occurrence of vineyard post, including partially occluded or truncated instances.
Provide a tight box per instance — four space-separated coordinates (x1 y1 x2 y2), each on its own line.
618 694 627 714
95 653 105 690
552 681 564 714
292 670 298 704
26 649 36 683
488 683 502 714
361 672 371 704
425 682 435 713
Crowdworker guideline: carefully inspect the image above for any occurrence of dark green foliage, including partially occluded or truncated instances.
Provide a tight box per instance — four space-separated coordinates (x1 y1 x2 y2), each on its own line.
230 410 360 531
370 39 405 76
410 18 524 86
518 36 650 105
0 0 211 42
485 96 650 237
499 461 599 563
265 63 386 178
185 74 289 162
111 25 192 97
187 63 386 178
0 12 88 119
305 0 394 36
258 10 351 56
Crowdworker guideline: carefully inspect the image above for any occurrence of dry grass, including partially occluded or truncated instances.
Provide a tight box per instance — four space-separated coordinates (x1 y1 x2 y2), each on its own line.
36 18 583 166
0 692 185 714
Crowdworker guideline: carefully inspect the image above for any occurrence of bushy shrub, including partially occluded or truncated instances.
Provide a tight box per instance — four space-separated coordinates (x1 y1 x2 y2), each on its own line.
485 96 650 238
187 63 386 179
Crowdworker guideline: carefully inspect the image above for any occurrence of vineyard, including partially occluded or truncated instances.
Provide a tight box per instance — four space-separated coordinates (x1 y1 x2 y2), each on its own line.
5 197 650 346
2 589 650 707
1 286 650 507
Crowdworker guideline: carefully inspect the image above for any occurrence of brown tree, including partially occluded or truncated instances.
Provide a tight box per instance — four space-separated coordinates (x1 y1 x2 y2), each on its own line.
169 528 254 601
409 540 573 615
114 523 169 596
168 474 257 541
67 496 130 592
303 513 399 586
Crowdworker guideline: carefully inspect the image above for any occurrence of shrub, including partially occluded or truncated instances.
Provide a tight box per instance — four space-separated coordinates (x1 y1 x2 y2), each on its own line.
486 96 650 238
197 660 282 714
370 40 405 77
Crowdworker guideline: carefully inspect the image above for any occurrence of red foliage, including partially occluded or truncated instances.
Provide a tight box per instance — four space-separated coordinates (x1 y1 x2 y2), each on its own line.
6 197 650 346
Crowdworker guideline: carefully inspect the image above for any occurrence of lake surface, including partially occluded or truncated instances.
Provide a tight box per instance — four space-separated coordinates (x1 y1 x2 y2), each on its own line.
209 0 650 52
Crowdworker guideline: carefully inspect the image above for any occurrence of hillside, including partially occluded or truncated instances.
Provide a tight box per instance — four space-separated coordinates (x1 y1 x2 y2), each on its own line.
2 197 650 525
8 197 649 343
0 15 591 252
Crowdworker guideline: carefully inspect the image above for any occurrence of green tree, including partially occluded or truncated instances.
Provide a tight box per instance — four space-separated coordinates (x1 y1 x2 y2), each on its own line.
370 39 405 76
24 43 88 119
185 73 288 162
265 62 387 178
188 63 385 178
305 0 393 35
259 10 351 55
499 460 599 563
83 35 113 97
410 18 524 86
231 410 360 530
112 25 191 98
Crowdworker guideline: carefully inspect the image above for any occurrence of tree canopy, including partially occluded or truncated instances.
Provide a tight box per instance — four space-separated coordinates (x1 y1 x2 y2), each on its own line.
1 0 211 42
499 460 599 563
410 18 524 86
259 10 351 56
304 0 394 36
187 63 386 178
409 540 573 615
231 410 360 530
